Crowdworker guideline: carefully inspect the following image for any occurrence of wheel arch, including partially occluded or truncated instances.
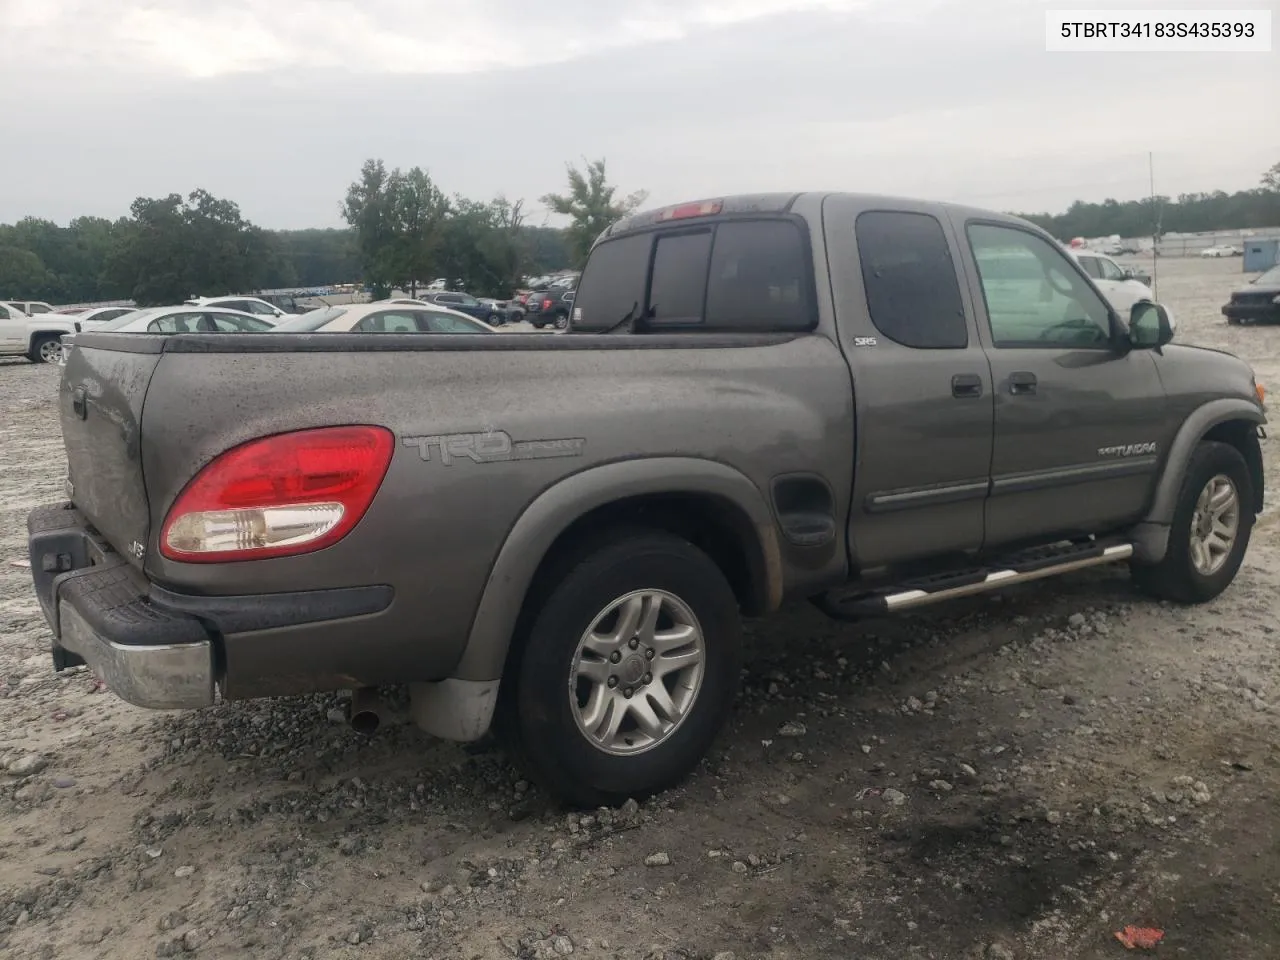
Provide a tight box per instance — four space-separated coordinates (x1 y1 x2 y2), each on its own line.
454 458 784 682
1132 399 1265 562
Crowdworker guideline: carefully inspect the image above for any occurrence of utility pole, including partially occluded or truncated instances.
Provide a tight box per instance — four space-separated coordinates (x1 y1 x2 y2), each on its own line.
1149 151 1160 300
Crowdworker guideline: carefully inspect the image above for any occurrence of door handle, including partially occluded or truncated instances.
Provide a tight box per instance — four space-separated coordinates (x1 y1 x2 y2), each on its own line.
951 373 983 398
1008 371 1037 395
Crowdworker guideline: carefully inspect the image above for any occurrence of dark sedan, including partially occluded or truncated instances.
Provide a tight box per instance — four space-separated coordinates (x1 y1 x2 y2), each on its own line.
419 291 507 325
1222 264 1280 325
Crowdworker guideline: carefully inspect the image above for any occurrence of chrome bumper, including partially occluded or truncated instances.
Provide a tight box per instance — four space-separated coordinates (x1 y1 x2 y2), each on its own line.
58 602 214 710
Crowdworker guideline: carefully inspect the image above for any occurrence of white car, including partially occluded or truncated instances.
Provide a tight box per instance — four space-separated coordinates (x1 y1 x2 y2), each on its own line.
1200 245 1242 258
185 295 290 319
1068 249 1156 316
0 302 79 363
272 302 496 334
60 305 140 329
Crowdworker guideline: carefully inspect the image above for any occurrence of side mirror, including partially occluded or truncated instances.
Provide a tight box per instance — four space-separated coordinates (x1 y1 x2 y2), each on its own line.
1128 300 1173 349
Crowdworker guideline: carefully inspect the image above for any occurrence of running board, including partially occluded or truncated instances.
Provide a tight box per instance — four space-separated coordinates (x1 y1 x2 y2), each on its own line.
827 542 1134 616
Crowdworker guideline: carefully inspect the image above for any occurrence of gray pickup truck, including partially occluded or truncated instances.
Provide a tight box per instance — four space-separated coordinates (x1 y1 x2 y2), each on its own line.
28 192 1267 807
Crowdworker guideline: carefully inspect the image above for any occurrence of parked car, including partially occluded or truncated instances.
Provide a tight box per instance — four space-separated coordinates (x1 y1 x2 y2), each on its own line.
1068 250 1157 317
83 306 273 334
2 300 55 316
27 192 1266 809
71 306 140 329
523 287 575 329
0 302 78 363
185 295 290 319
1201 245 1242 258
272 303 495 333
1222 264 1280 325
419 291 506 325
257 293 312 314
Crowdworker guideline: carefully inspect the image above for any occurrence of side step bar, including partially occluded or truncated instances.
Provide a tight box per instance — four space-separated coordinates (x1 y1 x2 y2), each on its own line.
826 542 1133 617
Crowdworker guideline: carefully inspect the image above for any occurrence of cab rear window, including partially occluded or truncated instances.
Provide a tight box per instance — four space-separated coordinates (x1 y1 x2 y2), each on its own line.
572 219 814 333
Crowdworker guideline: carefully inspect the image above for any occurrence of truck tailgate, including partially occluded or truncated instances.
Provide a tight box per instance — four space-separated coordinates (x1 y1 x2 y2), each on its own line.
59 337 164 566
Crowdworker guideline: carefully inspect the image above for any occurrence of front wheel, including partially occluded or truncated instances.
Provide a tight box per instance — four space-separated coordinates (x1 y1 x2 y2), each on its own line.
1132 440 1254 604
31 335 63 364
507 531 742 807
488 313 503 325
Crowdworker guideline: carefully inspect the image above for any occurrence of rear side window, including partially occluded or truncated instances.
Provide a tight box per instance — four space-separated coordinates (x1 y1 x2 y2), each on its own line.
571 232 652 331
1077 256 1102 279
572 219 813 332
705 220 810 330
648 231 713 326
854 211 967 349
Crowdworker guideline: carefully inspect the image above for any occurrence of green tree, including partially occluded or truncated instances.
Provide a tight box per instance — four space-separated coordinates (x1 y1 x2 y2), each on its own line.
104 190 280 306
1263 161 1280 192
540 159 647 267
342 159 399 299
386 167 449 297
0 245 51 299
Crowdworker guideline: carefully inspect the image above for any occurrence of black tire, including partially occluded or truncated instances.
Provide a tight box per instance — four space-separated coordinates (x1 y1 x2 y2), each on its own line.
506 530 742 808
488 313 502 325
29 334 62 365
1227 317 1241 326
530 321 545 329
553 312 569 330
1131 440 1254 604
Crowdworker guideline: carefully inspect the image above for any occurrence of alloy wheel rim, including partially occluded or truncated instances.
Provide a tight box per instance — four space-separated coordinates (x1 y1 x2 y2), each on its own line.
568 589 706 756
1189 473 1239 576
39 340 62 363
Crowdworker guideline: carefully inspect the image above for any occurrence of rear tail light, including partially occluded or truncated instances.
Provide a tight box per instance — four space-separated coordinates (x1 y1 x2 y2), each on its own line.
160 425 394 563
541 298 553 310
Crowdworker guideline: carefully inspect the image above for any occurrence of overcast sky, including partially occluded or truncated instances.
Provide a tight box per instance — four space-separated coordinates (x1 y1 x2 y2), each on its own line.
1 0 1276 228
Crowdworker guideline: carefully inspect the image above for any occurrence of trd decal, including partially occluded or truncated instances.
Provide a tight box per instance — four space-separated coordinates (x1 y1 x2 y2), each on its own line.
1098 442 1157 458
402 431 586 465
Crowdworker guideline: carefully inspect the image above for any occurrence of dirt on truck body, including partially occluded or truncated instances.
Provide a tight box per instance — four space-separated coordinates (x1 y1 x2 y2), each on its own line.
25 192 1267 811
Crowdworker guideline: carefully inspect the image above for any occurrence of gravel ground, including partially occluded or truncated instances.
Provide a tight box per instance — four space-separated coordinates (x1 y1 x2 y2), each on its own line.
2 257 1279 960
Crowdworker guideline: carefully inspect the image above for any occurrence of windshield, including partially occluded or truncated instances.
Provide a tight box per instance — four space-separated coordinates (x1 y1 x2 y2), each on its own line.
272 306 347 331
1254 265 1280 286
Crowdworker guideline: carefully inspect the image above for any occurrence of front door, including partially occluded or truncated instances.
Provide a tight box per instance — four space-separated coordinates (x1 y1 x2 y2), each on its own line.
824 198 995 571
956 219 1166 549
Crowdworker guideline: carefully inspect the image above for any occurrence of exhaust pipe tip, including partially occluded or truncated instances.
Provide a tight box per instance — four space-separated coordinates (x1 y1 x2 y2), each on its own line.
347 687 386 736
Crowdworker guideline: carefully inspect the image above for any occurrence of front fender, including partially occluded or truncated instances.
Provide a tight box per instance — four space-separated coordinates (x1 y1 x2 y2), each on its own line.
1132 398 1265 562
453 457 784 682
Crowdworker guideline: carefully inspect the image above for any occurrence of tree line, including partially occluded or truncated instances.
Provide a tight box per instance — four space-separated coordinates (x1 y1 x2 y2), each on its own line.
1019 160 1280 240
3 159 1276 306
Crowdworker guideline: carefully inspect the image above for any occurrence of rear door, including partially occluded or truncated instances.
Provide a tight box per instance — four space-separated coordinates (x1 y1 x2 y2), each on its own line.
823 198 995 568
956 218 1166 547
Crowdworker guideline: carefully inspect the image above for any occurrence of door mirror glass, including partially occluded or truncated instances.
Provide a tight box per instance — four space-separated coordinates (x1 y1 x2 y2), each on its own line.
1128 301 1173 349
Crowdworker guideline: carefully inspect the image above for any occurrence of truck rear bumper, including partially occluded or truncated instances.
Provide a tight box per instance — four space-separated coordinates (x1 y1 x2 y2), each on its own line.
27 503 216 709
58 600 215 709
26 501 395 709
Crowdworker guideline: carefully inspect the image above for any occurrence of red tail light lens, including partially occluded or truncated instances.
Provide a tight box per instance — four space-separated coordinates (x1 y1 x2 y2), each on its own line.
541 298 553 310
160 425 394 563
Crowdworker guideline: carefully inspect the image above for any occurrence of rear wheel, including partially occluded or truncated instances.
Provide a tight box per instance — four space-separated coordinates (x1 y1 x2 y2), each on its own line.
30 335 62 364
553 312 569 330
1132 440 1254 603
506 531 742 807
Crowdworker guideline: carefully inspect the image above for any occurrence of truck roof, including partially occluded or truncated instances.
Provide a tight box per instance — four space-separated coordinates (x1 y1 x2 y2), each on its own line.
598 192 1032 246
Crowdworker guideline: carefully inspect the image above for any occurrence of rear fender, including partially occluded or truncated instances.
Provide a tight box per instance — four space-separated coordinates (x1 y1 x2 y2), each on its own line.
454 457 783 682
1131 398 1265 562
